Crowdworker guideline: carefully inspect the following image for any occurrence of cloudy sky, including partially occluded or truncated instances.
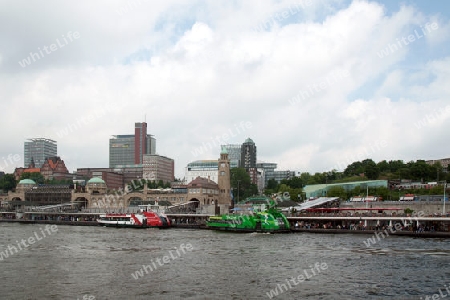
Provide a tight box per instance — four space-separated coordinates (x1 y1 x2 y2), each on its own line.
1 0 450 179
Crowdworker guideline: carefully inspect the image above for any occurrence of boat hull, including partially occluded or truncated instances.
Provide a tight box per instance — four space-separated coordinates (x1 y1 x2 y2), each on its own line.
206 211 290 233
96 211 171 229
206 226 291 233
207 196 291 233
97 223 169 229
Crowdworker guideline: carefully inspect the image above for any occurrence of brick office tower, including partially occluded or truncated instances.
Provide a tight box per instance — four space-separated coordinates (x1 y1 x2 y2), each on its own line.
217 147 231 206
109 122 156 168
134 122 147 164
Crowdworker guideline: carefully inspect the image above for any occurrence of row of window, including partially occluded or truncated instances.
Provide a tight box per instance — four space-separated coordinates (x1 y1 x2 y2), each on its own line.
189 188 219 194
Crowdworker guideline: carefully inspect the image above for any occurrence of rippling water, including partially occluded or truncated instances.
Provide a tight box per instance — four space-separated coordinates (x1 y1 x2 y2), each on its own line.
0 223 449 299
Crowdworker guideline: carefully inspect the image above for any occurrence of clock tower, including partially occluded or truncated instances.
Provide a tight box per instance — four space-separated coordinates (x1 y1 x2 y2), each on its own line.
218 146 232 206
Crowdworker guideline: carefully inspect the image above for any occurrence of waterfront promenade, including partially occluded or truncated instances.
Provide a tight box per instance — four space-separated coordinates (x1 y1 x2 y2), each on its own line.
2 210 450 237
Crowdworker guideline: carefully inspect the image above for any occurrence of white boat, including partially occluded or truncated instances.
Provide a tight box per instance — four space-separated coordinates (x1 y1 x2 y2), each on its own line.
97 205 170 228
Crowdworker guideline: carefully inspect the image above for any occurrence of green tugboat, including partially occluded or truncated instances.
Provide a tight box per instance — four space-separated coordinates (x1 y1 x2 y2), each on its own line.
206 196 291 233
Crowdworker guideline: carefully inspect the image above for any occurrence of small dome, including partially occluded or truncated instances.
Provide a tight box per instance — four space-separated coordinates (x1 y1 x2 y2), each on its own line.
244 137 254 144
87 177 105 184
18 179 36 185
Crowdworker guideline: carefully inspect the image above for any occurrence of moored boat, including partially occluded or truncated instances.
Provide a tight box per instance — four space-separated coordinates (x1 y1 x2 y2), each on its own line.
206 196 290 233
97 204 171 228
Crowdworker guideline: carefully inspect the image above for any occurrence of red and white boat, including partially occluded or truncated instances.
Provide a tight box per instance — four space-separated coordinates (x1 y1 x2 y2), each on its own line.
97 205 171 228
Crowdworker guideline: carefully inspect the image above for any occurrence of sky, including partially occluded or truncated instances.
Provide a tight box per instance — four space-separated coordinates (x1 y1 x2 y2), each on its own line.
1 0 450 179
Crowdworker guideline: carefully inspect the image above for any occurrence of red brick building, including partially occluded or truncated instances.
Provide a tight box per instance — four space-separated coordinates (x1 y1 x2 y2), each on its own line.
40 156 70 180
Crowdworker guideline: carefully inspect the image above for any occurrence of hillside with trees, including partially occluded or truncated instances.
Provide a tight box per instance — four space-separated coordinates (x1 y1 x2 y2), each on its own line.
263 159 449 202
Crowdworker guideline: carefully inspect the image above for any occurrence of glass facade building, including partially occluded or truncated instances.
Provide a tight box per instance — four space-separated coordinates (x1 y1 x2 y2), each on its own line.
109 122 156 168
221 144 241 167
24 138 57 168
109 135 135 167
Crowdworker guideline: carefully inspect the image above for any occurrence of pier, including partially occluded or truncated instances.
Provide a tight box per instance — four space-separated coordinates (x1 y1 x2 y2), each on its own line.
2 209 450 237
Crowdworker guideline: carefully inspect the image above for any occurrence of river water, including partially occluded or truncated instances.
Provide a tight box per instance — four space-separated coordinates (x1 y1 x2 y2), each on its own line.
0 223 449 300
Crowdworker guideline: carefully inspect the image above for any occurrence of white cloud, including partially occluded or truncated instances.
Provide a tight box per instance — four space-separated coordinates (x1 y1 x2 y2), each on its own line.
1 0 450 178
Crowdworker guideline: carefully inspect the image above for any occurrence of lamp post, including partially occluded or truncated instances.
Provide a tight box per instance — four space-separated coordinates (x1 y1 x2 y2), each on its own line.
237 180 241 204
444 181 447 215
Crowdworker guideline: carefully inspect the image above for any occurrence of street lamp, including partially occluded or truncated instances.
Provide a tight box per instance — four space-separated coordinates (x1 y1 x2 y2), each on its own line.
444 181 447 215
237 180 241 204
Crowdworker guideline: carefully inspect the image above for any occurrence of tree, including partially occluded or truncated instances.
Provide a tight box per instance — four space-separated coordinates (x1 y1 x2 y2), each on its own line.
230 168 252 203
0 174 16 192
377 160 390 173
429 162 445 182
312 172 326 184
372 186 390 201
344 161 364 177
266 178 278 190
157 180 164 188
404 208 414 215
299 172 312 185
363 159 380 180
409 160 431 181
388 160 405 173
326 186 347 200
398 168 411 179
20 172 44 184
246 184 259 198
288 176 303 189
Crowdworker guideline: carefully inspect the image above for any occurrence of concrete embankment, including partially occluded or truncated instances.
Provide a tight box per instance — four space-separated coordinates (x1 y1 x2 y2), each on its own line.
291 228 450 238
2 218 450 237
0 219 97 226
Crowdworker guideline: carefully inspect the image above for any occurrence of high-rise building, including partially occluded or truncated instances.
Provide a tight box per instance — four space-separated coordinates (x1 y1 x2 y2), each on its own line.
109 122 156 168
134 122 147 165
143 154 174 183
109 135 135 167
240 138 257 169
241 138 257 184
24 138 57 168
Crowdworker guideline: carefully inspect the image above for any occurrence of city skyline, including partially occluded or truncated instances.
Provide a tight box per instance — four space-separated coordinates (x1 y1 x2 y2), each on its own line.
1 0 450 180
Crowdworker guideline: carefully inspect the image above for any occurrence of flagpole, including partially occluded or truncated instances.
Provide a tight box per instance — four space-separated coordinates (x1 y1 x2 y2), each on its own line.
444 181 446 216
